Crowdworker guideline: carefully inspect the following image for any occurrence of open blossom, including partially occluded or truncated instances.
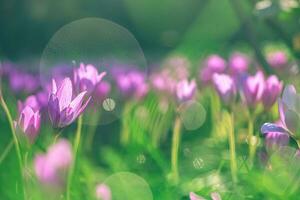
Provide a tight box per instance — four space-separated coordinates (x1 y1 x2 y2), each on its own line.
261 85 300 140
212 73 236 104
229 52 249 74
261 75 283 109
267 51 288 69
96 184 111 200
48 78 91 128
17 105 41 142
176 79 197 102
200 55 226 83
34 139 72 184
74 63 106 94
242 71 265 106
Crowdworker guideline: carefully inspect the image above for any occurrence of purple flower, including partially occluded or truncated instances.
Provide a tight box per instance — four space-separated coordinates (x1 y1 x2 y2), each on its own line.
267 51 288 69
261 121 289 152
48 78 91 128
200 55 226 83
212 73 236 104
34 139 72 184
18 95 41 113
262 75 283 109
9 69 24 92
94 81 111 102
229 52 249 74
150 71 176 95
17 105 41 142
277 85 300 139
74 63 106 94
96 184 111 200
115 70 148 100
176 79 197 102
242 71 265 106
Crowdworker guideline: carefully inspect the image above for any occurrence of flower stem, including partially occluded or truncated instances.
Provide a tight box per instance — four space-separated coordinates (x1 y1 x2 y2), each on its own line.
0 139 14 165
248 116 256 167
66 115 83 200
228 112 238 183
121 103 131 145
0 94 26 199
170 116 182 184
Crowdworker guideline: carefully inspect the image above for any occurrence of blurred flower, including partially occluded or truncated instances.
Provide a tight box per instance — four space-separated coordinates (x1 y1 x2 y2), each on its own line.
17 105 41 142
176 79 197 102
74 63 106 94
94 81 111 102
242 71 265 106
267 51 288 69
34 139 72 184
48 78 91 128
36 91 49 108
163 56 190 80
115 70 148 100
261 121 289 152
262 75 283 109
96 184 111 200
9 70 25 92
212 73 236 105
150 71 176 95
18 95 40 113
190 192 221 200
229 52 249 74
200 55 226 83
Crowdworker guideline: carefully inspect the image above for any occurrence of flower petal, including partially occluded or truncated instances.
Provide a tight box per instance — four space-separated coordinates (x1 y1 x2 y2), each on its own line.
261 123 287 135
57 78 73 110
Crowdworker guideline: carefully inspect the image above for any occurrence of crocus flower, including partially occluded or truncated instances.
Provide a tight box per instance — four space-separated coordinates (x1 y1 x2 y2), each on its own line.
200 55 226 83
267 51 288 69
229 52 249 74
150 71 176 95
115 70 148 100
190 192 221 200
94 81 111 102
74 63 106 94
261 75 283 109
176 79 197 102
18 95 41 113
96 184 111 200
48 78 91 128
261 85 300 140
17 105 41 142
34 139 72 184
242 71 265 106
212 73 236 105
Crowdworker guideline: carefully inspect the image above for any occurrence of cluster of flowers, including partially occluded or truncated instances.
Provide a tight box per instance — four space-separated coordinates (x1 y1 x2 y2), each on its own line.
200 53 284 109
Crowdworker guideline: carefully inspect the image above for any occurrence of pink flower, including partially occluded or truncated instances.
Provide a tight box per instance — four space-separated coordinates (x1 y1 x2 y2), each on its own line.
17 105 41 142
34 139 73 184
176 79 197 102
48 78 91 128
190 192 222 200
261 75 283 109
96 184 111 200
212 73 236 105
267 51 288 69
229 52 249 74
200 55 226 83
242 71 265 106
18 95 41 113
74 63 106 94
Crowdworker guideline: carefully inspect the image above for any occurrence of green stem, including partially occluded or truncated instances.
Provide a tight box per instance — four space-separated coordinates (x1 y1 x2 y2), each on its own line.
228 112 238 183
85 111 100 151
66 115 83 200
121 103 131 145
248 116 256 166
170 116 182 184
0 139 14 165
0 94 26 199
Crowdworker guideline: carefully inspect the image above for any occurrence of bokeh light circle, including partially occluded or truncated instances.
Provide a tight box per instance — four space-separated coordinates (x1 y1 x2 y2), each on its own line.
103 172 153 200
178 100 206 131
39 18 147 125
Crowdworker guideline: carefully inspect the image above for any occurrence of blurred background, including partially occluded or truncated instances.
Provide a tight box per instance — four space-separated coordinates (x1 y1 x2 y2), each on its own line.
1 0 300 68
